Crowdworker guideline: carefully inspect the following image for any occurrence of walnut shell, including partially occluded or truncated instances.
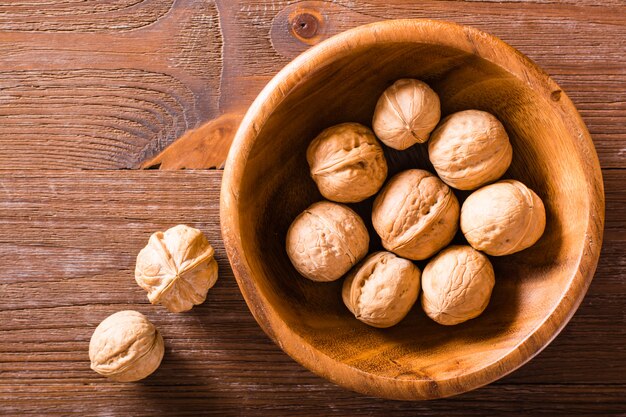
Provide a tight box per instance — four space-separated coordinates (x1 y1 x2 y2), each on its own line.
372 79 441 150
461 180 546 256
372 169 460 260
342 251 421 328
135 225 218 313
428 110 513 190
286 201 369 282
307 122 388 203
421 246 495 325
89 310 164 382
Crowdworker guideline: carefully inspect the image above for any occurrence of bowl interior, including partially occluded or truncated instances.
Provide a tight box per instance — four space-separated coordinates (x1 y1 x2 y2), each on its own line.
229 28 595 398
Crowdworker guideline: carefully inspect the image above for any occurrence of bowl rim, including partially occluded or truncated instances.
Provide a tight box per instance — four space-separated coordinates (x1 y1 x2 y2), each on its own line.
220 19 605 400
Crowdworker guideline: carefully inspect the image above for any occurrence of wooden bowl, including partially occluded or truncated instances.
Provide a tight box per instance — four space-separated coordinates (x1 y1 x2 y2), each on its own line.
220 20 604 400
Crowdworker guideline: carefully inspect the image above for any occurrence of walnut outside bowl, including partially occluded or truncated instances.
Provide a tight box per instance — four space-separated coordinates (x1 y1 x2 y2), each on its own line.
220 20 604 400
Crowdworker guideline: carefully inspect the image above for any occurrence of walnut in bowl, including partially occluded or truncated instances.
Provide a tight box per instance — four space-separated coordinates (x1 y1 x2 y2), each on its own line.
372 79 441 150
461 180 546 256
421 246 495 325
428 110 512 190
371 169 459 260
286 201 369 282
342 251 421 328
307 122 387 203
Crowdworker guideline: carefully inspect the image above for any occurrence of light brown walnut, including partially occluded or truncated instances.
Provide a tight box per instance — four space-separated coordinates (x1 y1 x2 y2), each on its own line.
135 224 218 313
89 310 164 382
428 109 513 190
286 201 369 282
372 169 459 260
342 251 421 328
372 79 441 150
307 122 388 203
421 246 495 325
461 180 546 256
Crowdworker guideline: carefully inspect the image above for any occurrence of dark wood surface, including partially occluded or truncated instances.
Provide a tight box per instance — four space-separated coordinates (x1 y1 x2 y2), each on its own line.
0 1 624 415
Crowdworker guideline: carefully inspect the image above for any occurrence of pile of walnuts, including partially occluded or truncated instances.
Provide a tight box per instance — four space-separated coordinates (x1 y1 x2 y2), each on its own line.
287 79 546 328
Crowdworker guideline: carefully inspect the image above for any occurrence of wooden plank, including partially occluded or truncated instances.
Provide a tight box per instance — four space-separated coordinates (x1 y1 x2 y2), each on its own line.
229 0 626 169
0 0 223 169
1 384 625 416
0 170 623 416
0 0 623 169
0 0 175 32
0 0 624 412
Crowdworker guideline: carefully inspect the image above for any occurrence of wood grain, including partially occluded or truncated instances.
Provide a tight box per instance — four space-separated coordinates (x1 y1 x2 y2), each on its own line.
0 0 622 170
220 0 626 168
0 0 222 169
0 170 624 415
0 0 175 32
0 0 624 413
141 112 244 169
2 385 625 416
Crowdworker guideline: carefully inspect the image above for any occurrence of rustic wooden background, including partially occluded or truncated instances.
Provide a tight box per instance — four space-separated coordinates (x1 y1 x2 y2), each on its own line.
0 0 624 415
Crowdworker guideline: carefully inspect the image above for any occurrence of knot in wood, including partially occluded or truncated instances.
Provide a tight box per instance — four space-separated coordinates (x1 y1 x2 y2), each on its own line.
290 12 319 39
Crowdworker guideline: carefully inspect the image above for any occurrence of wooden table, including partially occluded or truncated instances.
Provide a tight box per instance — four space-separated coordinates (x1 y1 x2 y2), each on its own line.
1 1 624 415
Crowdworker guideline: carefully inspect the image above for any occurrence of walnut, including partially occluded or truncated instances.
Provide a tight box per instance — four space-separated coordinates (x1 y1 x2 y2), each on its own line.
461 180 546 256
421 246 495 325
135 225 218 313
286 201 369 282
428 110 513 190
371 169 459 260
89 310 164 382
307 122 388 203
342 251 421 328
372 79 441 150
